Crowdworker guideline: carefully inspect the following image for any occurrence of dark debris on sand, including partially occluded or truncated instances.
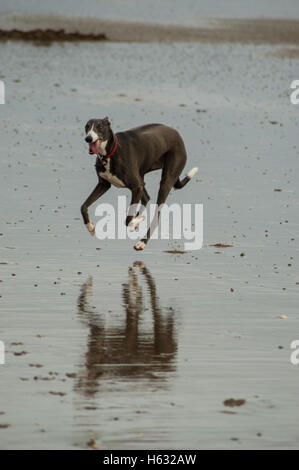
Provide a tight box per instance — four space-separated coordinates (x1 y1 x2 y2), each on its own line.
0 28 107 44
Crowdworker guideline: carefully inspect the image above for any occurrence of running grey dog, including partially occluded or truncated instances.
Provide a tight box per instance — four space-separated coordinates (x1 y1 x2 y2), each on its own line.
81 117 198 250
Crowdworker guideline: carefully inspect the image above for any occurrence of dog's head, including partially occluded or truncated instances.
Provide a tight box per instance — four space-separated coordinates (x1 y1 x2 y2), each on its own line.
85 117 111 155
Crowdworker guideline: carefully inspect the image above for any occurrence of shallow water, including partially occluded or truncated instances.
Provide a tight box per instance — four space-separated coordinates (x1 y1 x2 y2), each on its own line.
0 39 299 449
1 0 299 23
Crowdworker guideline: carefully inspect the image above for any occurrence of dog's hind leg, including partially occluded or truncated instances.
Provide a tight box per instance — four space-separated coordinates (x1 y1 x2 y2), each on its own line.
174 167 198 189
134 179 173 250
135 160 185 251
134 146 188 250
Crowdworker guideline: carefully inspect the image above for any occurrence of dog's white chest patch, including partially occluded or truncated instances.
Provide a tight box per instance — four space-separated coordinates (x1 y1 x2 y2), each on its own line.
99 159 125 188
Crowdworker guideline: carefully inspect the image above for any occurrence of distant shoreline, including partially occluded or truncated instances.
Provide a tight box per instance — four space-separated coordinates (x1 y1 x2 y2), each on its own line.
1 14 299 44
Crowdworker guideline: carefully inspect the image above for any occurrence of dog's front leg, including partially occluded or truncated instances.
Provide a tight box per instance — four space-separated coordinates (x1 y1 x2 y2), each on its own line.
126 185 144 227
81 180 111 235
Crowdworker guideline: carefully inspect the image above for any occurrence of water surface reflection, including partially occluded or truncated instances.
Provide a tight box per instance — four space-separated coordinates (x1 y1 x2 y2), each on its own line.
75 262 177 397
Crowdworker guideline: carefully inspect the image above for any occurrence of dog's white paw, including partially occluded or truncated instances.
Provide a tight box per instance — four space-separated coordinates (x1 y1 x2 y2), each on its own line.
134 240 146 251
187 167 198 179
129 215 146 232
86 222 95 236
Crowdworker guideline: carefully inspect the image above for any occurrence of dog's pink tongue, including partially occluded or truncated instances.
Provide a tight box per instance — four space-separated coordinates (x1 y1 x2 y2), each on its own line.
89 142 98 154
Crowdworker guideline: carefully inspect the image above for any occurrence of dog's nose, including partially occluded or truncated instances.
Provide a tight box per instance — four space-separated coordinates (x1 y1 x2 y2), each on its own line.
85 135 92 143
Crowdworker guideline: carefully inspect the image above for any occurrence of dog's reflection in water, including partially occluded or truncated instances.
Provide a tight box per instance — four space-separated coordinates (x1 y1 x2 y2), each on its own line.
76 262 177 396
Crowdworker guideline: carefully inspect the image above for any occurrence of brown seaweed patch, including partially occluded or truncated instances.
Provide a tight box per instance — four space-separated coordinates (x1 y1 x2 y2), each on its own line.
210 243 233 248
223 398 246 407
0 423 11 429
0 28 107 44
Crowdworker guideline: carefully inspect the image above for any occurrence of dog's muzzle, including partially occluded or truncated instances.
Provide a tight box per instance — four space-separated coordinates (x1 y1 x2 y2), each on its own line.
85 132 100 154
85 135 93 144
85 135 103 155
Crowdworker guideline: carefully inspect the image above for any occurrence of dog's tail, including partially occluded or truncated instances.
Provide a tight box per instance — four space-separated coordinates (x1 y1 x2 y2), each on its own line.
174 167 198 189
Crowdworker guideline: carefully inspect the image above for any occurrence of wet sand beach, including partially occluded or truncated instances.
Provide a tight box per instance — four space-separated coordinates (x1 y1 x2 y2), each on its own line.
0 3 299 450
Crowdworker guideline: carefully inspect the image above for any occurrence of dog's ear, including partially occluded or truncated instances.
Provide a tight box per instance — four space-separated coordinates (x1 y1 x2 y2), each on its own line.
103 116 111 126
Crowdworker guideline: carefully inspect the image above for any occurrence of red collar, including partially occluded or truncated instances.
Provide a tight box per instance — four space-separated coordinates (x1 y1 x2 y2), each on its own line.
103 136 118 159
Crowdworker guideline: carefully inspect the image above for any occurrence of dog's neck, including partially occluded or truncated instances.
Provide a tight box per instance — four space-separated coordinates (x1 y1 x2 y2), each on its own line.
98 139 108 156
99 131 118 158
